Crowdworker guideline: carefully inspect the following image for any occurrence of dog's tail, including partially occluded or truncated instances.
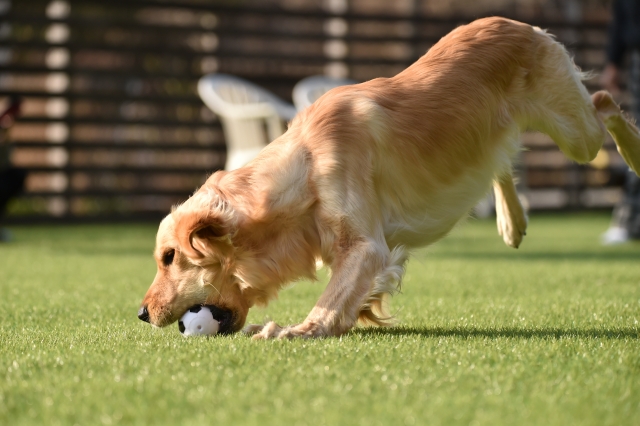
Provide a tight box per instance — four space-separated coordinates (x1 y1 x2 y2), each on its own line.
592 91 640 176
357 246 408 327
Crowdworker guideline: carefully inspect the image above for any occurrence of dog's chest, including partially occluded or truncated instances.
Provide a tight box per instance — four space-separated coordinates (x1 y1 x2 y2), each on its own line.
380 153 517 249
376 126 520 248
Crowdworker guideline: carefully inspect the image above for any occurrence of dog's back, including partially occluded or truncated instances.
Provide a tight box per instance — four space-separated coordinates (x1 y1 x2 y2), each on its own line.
290 18 540 246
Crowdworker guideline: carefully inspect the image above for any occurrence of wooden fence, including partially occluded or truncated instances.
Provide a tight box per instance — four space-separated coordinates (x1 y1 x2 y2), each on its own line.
1 0 623 222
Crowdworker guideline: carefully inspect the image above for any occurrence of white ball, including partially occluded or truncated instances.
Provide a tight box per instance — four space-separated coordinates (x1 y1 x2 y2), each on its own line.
179 306 219 336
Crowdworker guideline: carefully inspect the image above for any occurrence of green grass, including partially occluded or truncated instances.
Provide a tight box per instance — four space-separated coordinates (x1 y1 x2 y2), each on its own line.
1 213 639 426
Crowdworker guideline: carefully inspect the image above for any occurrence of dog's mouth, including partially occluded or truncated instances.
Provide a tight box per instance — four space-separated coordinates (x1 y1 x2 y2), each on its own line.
181 304 236 335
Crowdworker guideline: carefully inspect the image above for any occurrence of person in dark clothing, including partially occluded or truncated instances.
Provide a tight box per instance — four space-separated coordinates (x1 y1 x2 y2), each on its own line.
0 98 26 241
600 0 640 244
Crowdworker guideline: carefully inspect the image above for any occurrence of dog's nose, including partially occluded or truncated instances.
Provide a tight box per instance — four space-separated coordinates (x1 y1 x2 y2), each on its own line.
138 306 150 323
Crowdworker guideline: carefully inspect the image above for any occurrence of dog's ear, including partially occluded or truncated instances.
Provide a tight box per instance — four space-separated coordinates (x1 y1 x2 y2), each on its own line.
173 190 236 261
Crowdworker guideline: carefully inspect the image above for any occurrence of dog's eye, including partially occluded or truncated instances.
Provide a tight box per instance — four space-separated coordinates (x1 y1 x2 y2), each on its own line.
162 249 175 266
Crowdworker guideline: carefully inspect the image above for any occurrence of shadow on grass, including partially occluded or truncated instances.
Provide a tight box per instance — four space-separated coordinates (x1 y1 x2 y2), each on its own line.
353 325 639 340
428 251 640 262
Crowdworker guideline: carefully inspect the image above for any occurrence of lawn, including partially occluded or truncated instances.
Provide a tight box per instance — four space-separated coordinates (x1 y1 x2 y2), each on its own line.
0 213 638 426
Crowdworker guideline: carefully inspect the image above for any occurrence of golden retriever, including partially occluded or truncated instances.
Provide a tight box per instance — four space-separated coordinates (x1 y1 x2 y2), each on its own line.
138 17 640 338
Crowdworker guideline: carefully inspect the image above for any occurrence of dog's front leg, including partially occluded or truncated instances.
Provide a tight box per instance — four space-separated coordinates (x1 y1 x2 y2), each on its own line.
250 238 384 339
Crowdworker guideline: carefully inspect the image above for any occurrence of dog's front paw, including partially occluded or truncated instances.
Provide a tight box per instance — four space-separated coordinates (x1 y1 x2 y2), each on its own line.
242 323 266 335
248 321 283 340
277 321 328 339
249 321 327 340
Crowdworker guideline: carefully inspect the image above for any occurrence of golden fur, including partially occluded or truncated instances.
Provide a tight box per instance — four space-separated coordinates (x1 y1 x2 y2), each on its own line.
140 17 640 338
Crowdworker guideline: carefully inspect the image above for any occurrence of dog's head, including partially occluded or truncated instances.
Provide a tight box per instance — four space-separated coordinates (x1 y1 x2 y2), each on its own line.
138 189 250 334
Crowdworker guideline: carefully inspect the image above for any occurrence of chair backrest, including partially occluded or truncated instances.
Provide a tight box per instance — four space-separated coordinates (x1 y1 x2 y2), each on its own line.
292 75 357 111
197 74 297 170
198 74 297 121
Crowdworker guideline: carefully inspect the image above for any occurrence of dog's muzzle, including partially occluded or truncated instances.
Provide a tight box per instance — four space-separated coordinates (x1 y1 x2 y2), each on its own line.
137 305 150 323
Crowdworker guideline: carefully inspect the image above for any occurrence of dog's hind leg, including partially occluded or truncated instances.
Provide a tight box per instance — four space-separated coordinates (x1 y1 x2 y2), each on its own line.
592 91 640 175
524 30 640 175
494 172 528 248
530 85 640 177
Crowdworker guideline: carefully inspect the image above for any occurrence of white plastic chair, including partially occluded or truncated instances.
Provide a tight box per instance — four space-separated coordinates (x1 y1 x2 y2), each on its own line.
292 75 357 111
198 74 297 170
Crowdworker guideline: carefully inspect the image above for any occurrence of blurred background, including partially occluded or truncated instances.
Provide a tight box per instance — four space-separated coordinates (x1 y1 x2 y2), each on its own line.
0 0 626 223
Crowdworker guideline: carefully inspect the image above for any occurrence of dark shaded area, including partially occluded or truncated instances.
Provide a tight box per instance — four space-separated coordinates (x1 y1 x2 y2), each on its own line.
2 1 625 221
353 325 640 340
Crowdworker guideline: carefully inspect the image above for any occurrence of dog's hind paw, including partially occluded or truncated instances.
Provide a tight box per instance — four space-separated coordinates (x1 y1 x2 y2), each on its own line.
494 177 528 249
497 210 528 249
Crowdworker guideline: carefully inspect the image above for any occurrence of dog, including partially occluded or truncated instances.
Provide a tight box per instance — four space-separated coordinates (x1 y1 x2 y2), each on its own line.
138 17 640 339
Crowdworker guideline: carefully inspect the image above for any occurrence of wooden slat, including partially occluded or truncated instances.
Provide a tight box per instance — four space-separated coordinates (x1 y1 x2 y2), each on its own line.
1 1 619 220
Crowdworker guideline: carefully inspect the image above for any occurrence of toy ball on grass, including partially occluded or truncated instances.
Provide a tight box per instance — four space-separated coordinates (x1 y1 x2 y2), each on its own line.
179 306 219 337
